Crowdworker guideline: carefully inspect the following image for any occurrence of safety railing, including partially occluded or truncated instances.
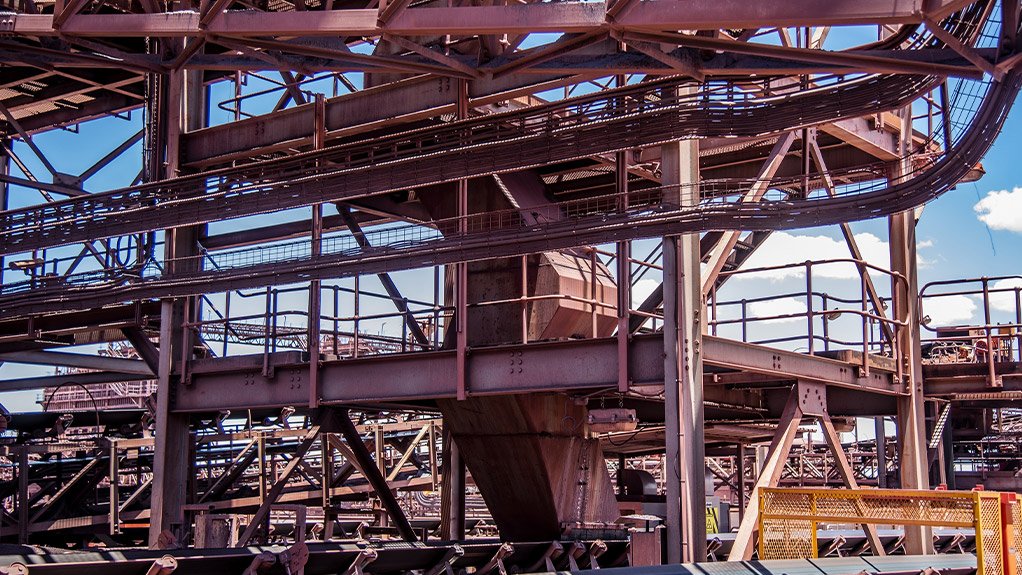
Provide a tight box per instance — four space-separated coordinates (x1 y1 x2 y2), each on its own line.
953 439 1022 474
707 259 907 379
185 249 619 361
215 71 342 122
187 281 443 360
920 276 1022 387
758 487 1016 575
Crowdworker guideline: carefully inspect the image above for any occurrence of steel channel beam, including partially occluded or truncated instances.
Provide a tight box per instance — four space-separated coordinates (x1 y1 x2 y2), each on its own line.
180 53 900 167
173 334 899 412
185 41 942 170
12 2 960 39
702 337 899 392
0 371 152 392
923 362 1022 394
0 302 159 338
181 71 587 166
0 350 153 375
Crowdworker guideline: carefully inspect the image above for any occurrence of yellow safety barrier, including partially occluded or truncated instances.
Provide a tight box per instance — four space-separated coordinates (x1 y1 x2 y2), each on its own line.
758 487 1020 575
1008 497 1021 575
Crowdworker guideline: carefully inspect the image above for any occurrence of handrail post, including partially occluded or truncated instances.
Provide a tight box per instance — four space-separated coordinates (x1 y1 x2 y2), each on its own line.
893 273 903 383
710 282 718 337
1016 287 1021 363
821 294 830 352
271 289 279 355
433 266 442 349
223 291 231 358
521 255 529 344
353 276 360 358
973 494 986 575
401 302 408 352
590 248 599 337
333 286 340 355
982 278 999 387
741 299 748 343
806 261 814 355
860 261 869 377
262 286 271 377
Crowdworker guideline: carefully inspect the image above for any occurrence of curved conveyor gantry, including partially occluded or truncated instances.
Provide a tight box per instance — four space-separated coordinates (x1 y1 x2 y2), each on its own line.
0 1 1017 317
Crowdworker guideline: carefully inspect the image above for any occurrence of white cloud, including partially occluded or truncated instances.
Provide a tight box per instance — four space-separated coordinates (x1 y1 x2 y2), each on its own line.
747 297 808 324
989 278 1022 313
916 239 934 268
974 187 1022 232
921 294 977 326
734 231 890 281
631 278 659 308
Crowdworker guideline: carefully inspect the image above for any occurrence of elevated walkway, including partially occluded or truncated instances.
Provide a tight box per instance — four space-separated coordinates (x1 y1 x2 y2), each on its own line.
173 334 901 413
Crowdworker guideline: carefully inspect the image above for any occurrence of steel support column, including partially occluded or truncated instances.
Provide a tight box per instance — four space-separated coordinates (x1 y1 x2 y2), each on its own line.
309 94 325 408
0 142 8 285
735 443 746 522
875 417 888 488
615 72 630 394
148 61 205 548
455 79 469 400
889 107 931 555
440 425 465 541
17 448 28 544
661 135 706 563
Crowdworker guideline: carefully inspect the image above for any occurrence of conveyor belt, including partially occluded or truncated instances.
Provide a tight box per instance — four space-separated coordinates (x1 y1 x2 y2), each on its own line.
0 5 990 257
0 539 629 575
566 554 977 575
0 530 978 573
1 64 1016 318
706 529 976 560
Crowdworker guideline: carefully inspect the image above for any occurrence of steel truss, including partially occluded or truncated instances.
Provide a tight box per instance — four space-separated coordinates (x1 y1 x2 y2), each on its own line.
0 0 1018 568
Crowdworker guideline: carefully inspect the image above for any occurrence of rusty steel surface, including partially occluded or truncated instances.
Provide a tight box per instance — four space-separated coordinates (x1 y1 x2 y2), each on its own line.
0 73 947 255
169 334 901 412
0 0 1019 558
0 4 1007 323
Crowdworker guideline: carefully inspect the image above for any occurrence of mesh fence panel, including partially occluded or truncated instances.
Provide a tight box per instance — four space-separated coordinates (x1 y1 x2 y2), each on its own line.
1013 500 1022 575
761 518 815 560
763 489 976 525
759 487 1009 575
979 495 1004 575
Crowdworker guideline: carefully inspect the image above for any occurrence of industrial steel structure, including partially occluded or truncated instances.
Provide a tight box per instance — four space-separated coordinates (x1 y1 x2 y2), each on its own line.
0 0 1020 573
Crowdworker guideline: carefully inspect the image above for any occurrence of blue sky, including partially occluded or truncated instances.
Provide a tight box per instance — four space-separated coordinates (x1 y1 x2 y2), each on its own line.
915 103 1022 280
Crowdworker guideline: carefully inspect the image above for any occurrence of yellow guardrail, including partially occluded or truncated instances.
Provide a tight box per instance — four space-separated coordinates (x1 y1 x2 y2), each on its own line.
758 487 1021 575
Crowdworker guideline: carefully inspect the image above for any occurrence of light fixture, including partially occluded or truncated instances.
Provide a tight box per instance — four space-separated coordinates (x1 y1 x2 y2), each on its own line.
588 408 638 433
958 162 986 184
8 258 43 271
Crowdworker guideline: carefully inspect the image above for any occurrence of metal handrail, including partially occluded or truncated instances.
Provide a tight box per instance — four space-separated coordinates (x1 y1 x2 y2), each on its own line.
919 275 1022 385
708 258 908 379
